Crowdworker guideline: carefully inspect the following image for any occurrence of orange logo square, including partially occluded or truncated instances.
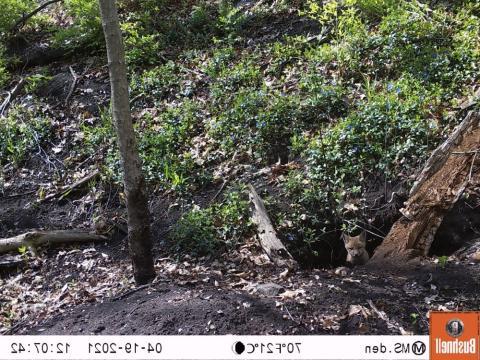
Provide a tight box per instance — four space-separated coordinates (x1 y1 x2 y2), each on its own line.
430 311 479 360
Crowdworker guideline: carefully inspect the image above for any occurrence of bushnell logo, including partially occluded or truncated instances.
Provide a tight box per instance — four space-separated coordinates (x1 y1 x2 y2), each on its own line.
445 318 464 338
430 311 479 360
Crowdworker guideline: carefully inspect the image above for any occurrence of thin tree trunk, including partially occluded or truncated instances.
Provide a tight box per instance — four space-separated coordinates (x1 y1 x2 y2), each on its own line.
98 0 155 284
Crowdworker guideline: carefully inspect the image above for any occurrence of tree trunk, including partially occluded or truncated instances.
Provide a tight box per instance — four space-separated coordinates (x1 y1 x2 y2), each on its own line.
372 111 480 261
98 0 155 284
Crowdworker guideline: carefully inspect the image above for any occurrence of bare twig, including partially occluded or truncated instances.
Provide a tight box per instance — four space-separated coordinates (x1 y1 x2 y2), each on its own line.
0 230 107 255
39 170 100 203
112 278 169 301
0 78 26 116
210 178 230 204
367 299 410 335
62 62 92 109
468 151 478 183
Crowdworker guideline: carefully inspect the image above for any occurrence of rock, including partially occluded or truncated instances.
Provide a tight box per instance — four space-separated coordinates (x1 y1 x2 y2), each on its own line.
253 283 284 297
335 267 349 276
93 325 105 334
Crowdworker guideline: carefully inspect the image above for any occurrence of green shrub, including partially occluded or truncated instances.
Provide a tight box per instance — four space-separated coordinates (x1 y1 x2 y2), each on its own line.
0 46 8 88
203 46 235 77
82 101 202 191
53 0 102 50
130 61 179 101
303 75 440 218
121 21 162 66
0 106 50 165
138 100 201 189
0 0 35 34
25 73 52 93
208 88 267 153
170 188 252 256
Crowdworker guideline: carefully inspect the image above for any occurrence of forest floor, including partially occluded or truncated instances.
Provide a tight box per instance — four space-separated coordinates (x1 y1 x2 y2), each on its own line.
6 240 480 335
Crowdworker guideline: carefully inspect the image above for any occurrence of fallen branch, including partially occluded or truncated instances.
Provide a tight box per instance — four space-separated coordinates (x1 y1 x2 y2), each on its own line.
248 184 297 268
112 277 170 301
0 255 24 273
10 0 64 33
39 169 100 203
0 230 107 255
367 300 410 335
0 78 26 116
64 61 92 107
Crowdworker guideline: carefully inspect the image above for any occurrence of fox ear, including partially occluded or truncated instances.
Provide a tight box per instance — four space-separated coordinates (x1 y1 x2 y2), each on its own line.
341 233 347 243
359 230 367 243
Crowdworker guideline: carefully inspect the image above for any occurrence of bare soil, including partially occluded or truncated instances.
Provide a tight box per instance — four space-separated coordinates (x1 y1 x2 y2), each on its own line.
13 256 480 335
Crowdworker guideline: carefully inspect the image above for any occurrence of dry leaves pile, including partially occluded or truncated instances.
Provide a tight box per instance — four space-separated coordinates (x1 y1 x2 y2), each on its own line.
0 248 132 334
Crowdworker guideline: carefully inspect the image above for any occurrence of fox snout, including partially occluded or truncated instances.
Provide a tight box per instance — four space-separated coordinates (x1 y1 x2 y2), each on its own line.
349 249 362 257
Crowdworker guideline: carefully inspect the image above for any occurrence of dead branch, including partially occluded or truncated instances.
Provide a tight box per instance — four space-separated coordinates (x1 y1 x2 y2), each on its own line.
0 78 26 116
39 169 100 203
367 300 410 335
64 62 92 107
248 184 297 268
0 230 107 255
10 0 64 33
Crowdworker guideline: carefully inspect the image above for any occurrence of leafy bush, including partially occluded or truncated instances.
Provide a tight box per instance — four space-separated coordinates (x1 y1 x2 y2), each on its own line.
25 73 52 93
53 0 102 50
0 106 50 165
121 21 162 67
138 100 201 189
130 61 179 101
303 76 440 219
82 101 202 190
203 46 235 77
0 46 8 88
170 188 252 256
0 0 35 34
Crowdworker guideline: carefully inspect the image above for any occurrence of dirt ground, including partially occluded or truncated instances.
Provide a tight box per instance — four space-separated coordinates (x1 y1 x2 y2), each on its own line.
10 254 479 335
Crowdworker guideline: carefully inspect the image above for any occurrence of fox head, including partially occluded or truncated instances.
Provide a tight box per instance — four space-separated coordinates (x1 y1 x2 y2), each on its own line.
342 231 367 259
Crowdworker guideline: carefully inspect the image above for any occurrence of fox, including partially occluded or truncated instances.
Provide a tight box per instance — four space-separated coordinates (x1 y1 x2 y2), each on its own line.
342 231 369 266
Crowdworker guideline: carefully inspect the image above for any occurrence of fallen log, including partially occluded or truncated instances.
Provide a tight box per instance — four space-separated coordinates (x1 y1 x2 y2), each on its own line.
372 111 480 261
248 184 297 268
0 230 107 255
